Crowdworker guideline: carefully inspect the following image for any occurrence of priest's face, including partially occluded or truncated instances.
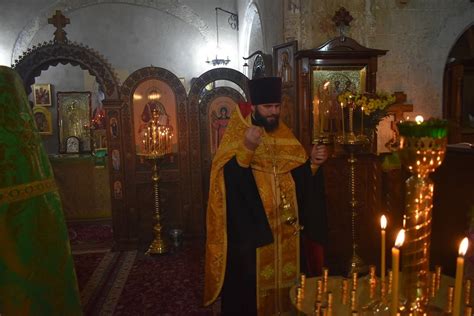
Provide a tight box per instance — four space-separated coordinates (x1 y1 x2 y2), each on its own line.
252 103 281 132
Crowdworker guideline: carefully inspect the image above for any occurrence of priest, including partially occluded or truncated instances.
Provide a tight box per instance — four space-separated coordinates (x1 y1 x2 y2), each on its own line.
204 77 328 315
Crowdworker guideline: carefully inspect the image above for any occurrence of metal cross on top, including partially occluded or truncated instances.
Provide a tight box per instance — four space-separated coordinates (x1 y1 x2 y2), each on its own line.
332 7 353 38
48 10 70 43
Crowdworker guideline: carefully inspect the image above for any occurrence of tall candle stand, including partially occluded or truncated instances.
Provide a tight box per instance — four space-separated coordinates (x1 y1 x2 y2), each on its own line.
397 119 448 313
337 101 370 276
138 109 173 255
341 136 369 276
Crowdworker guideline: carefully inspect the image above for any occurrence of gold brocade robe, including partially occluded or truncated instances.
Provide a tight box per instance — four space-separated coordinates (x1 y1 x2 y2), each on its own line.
204 107 307 315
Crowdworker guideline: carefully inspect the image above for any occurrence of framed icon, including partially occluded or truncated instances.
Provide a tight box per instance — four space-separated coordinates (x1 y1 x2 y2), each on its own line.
33 84 52 106
57 91 92 153
33 106 53 135
65 136 81 153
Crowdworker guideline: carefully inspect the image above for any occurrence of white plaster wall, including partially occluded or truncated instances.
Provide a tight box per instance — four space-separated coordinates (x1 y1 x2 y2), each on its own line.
0 0 239 86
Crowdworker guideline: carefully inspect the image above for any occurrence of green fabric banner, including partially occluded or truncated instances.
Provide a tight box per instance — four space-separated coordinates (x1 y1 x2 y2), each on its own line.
0 66 82 315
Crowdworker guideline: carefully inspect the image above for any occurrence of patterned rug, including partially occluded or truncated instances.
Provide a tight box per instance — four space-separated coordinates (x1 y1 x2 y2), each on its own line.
74 251 137 315
114 241 214 315
68 219 113 254
72 240 217 315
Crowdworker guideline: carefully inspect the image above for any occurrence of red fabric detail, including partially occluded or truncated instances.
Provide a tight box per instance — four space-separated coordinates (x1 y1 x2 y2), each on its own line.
303 236 324 276
238 101 252 118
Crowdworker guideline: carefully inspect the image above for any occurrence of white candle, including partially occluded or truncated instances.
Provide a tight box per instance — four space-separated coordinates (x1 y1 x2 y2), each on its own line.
321 81 330 135
361 106 364 135
381 215 387 287
348 96 354 133
391 229 405 316
453 237 469 316
340 102 345 138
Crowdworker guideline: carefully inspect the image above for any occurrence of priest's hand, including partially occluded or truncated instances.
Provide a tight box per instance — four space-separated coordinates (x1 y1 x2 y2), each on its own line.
311 144 328 166
244 126 263 151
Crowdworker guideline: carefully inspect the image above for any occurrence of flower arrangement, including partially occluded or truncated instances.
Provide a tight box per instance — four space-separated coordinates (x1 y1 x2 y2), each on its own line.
338 91 396 131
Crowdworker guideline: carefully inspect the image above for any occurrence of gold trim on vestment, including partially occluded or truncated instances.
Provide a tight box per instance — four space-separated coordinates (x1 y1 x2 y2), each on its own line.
255 170 300 315
0 178 57 204
204 106 307 310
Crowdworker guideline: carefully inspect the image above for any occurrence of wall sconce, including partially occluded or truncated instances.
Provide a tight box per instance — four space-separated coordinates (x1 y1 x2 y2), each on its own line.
206 7 238 67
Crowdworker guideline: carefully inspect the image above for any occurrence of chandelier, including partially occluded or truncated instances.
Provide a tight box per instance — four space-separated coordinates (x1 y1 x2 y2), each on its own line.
206 7 238 67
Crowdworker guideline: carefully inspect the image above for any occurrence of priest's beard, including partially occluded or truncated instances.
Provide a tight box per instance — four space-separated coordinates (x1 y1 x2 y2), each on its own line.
253 108 279 132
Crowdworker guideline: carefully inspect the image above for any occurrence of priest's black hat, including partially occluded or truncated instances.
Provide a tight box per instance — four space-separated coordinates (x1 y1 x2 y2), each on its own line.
248 77 282 105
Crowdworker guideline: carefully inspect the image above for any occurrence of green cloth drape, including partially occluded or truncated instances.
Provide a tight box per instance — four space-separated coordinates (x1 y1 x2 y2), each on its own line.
0 66 82 315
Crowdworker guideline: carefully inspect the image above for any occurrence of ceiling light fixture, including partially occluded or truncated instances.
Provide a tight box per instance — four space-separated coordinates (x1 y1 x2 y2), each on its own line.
206 7 238 67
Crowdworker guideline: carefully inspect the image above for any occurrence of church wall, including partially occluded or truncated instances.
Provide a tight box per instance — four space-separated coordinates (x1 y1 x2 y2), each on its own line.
0 0 239 87
283 0 474 119
237 0 284 73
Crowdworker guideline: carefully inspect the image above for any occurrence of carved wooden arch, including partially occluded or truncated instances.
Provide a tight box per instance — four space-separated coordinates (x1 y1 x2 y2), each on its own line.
116 66 192 245
12 40 121 99
188 68 249 235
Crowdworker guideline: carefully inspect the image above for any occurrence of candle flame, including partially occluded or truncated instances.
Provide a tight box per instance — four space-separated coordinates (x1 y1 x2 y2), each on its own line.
395 229 405 248
415 115 424 124
459 237 469 256
380 215 387 230
340 102 344 108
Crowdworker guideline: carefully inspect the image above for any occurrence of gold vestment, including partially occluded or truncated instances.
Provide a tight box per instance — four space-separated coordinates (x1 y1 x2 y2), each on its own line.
204 106 307 314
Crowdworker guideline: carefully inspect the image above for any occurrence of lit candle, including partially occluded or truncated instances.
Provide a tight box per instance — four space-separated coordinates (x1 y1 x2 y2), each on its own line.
321 81 330 135
319 99 324 135
381 215 387 287
340 102 345 138
415 115 424 124
361 106 364 135
453 237 469 316
391 229 405 316
348 96 354 133
312 96 319 139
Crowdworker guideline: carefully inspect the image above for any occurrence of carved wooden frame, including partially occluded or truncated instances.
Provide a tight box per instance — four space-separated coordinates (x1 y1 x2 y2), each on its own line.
13 41 120 99
295 36 387 150
188 68 249 235
119 66 189 244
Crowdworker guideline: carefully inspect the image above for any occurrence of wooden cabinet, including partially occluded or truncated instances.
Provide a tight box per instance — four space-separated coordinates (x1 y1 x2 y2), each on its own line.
292 36 389 274
294 36 387 151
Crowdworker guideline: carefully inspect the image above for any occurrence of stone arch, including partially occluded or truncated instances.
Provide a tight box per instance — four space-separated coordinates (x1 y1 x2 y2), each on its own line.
188 68 249 232
12 40 121 99
240 1 264 76
11 0 211 64
429 10 474 116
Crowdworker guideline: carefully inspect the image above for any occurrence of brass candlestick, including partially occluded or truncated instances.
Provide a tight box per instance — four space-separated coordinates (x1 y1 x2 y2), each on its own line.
139 109 173 255
143 155 167 254
338 132 370 276
397 119 448 313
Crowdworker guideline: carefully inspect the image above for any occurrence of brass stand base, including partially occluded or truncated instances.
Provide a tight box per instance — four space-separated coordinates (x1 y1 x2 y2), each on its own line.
146 237 168 255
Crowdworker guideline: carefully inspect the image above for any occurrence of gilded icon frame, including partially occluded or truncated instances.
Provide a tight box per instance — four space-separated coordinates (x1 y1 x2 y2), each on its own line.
33 106 53 135
33 83 52 106
57 91 92 153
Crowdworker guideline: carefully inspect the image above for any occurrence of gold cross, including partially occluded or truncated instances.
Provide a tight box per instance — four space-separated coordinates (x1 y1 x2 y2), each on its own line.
48 10 70 43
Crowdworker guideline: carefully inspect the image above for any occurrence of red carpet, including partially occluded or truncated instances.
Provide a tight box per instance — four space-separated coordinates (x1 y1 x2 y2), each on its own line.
72 237 216 315
74 252 106 291
114 241 214 315
68 220 113 253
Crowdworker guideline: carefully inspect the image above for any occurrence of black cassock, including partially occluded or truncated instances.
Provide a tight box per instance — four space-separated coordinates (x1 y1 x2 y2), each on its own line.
220 157 328 315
